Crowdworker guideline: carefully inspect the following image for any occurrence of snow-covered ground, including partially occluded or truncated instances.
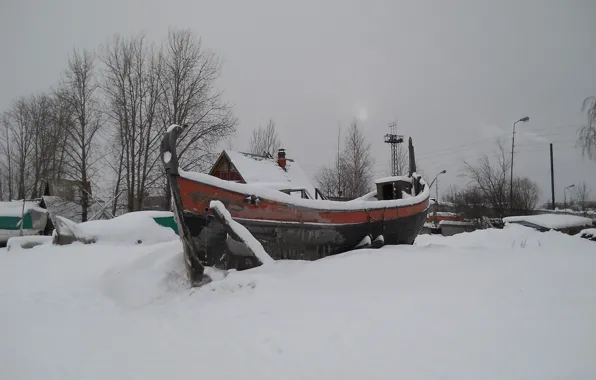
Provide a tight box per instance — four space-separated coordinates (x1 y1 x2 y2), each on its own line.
1 224 595 379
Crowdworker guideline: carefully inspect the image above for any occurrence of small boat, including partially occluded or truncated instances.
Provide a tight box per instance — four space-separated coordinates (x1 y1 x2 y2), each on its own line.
161 125 430 284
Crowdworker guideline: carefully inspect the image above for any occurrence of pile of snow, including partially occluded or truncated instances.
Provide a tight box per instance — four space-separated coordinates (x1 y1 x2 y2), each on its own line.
503 214 593 230
1 224 596 379
578 228 596 241
6 235 52 251
56 211 178 245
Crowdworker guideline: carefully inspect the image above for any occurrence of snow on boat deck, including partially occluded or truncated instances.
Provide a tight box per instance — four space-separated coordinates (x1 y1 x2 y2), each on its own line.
1 224 595 379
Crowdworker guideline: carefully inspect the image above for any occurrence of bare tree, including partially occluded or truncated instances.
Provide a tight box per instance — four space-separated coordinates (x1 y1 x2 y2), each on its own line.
315 163 343 198
511 177 541 213
56 49 102 222
573 181 591 215
28 93 62 198
443 184 488 221
315 121 375 199
315 126 347 198
1 98 34 199
249 119 281 156
463 139 511 216
158 28 237 209
0 111 15 200
341 119 375 198
578 96 596 160
0 93 71 201
101 34 164 211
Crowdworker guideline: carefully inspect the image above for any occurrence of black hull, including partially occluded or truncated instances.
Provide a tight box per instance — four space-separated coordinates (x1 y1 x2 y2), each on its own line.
183 208 428 271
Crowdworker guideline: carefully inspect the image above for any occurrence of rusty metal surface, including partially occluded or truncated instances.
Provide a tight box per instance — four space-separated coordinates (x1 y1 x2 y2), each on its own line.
182 206 428 271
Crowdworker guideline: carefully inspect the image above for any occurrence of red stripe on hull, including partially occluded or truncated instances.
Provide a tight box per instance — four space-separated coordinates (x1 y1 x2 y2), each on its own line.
178 176 429 225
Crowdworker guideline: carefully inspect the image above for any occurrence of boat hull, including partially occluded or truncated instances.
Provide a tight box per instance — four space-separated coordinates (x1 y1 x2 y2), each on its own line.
176 175 429 270
160 124 429 283
184 209 428 270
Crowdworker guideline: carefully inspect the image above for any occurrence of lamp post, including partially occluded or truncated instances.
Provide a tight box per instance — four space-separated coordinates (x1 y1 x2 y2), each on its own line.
509 116 530 211
430 169 447 226
564 184 575 211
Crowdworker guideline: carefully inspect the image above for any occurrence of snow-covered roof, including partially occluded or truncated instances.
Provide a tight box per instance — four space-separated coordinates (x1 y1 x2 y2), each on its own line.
439 220 475 226
374 175 412 184
41 196 109 223
222 150 317 198
0 200 46 217
503 214 593 230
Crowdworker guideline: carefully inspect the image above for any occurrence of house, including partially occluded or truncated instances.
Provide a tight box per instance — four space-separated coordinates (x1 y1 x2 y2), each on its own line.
40 179 110 223
209 149 326 200
141 195 167 211
43 178 91 202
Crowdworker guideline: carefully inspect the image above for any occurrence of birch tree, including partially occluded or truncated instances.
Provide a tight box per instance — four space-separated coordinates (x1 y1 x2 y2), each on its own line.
158 28 237 209
341 120 374 198
1 98 34 199
249 119 281 156
579 96 596 160
101 34 163 211
56 49 102 222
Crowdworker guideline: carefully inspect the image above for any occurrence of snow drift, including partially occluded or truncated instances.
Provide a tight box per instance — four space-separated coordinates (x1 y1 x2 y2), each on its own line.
53 211 178 246
1 224 595 379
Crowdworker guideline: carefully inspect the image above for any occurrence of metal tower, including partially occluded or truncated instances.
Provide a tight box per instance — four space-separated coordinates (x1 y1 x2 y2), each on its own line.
384 121 404 176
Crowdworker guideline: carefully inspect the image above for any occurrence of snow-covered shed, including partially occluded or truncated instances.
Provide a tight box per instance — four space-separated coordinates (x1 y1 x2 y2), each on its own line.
40 179 110 223
503 214 594 235
209 149 324 200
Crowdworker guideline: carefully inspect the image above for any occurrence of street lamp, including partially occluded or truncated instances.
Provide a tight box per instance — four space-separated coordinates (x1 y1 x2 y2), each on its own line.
509 116 530 211
430 169 447 226
564 184 575 211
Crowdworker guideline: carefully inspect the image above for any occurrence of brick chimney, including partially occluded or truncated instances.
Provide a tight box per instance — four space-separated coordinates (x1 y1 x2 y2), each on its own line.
277 148 286 169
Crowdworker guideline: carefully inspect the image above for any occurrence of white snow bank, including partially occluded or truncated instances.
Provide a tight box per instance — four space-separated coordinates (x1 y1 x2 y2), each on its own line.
100 241 190 308
60 212 178 245
210 200 274 265
503 214 593 229
6 235 52 251
2 225 596 379
415 223 596 251
180 169 430 211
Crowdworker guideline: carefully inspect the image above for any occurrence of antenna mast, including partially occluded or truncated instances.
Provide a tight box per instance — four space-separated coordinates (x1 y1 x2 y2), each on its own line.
384 121 404 176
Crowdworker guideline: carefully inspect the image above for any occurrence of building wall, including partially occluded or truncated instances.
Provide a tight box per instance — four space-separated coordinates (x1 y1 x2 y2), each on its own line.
211 156 243 182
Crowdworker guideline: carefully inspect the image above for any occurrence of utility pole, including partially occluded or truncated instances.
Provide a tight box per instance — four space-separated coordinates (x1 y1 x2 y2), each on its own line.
550 143 555 210
435 178 439 226
337 123 342 199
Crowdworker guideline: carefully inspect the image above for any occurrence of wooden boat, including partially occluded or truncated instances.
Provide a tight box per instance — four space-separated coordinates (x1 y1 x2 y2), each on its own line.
161 125 430 285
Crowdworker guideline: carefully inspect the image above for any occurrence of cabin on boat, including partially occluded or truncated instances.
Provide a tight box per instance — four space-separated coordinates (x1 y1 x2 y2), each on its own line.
209 149 327 200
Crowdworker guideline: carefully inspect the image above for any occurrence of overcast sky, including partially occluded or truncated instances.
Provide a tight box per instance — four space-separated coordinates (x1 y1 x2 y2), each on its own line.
2 0 596 204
